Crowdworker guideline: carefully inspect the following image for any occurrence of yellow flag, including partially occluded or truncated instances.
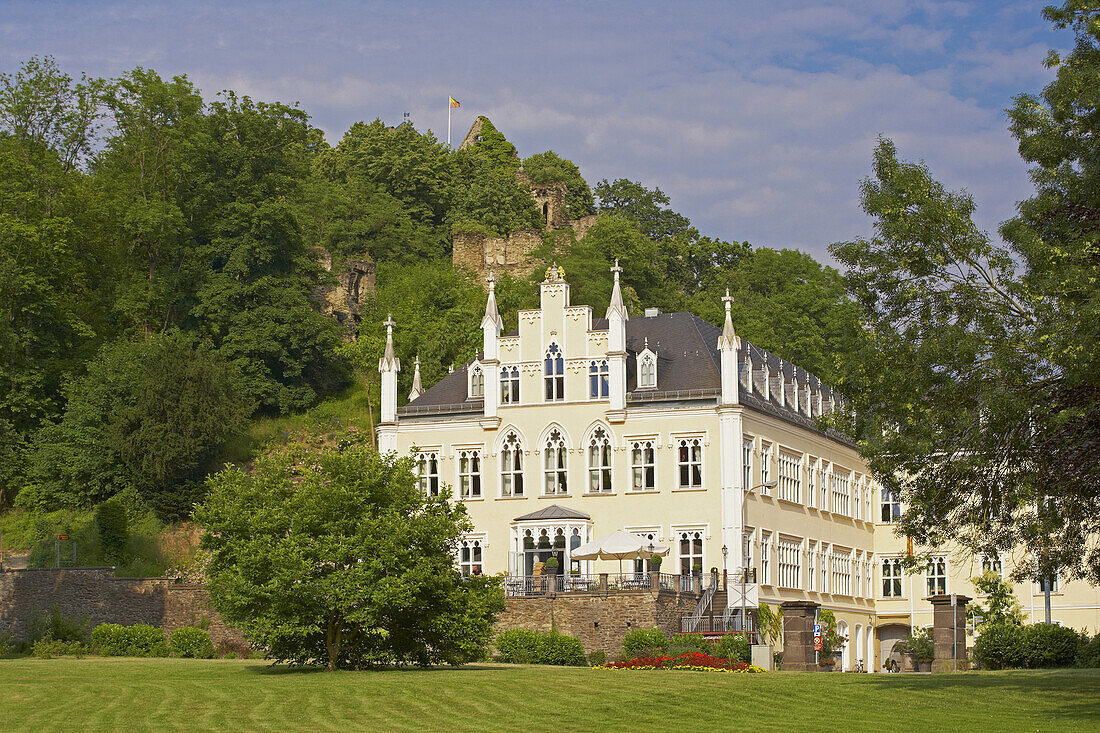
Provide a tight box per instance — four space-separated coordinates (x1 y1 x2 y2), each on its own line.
449 97 460 109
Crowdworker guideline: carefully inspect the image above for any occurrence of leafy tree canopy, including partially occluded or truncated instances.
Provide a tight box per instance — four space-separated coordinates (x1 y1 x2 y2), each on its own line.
196 432 504 669
20 333 252 517
830 1 1100 584
595 178 691 242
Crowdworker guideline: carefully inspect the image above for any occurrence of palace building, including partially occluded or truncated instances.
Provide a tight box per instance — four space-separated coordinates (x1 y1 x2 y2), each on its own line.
376 264 1100 671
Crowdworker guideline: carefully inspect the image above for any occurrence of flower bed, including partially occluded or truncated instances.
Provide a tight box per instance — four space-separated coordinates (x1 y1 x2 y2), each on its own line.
596 652 766 673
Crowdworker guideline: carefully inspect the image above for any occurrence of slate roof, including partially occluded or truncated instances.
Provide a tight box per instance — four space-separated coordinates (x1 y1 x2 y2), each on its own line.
514 505 592 522
397 310 844 441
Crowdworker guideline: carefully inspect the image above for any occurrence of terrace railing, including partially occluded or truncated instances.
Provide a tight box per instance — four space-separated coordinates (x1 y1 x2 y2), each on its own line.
502 572 700 598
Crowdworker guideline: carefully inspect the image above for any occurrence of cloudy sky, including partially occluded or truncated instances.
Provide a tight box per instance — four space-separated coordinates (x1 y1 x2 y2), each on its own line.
2 1 1065 262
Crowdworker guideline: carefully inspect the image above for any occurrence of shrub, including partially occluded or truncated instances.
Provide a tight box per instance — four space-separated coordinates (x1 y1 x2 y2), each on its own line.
587 649 607 667
1019 624 1084 669
974 623 1024 670
216 640 251 659
668 633 714 656
494 629 586 666
622 627 668 660
25 606 89 646
0 630 18 657
31 639 88 658
715 634 751 664
1077 633 1100 668
91 623 168 657
169 627 214 659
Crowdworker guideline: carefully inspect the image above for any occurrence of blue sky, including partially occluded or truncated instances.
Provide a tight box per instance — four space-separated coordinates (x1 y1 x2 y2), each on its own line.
1 1 1065 262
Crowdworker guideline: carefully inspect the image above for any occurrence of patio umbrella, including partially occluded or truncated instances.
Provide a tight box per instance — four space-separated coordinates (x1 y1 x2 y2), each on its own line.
571 530 670 573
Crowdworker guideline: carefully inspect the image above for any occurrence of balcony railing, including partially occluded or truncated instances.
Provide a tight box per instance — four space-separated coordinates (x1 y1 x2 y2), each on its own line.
503 572 697 597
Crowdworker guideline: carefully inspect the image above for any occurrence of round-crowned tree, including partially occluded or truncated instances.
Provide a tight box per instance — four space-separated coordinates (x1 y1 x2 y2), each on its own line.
195 431 504 670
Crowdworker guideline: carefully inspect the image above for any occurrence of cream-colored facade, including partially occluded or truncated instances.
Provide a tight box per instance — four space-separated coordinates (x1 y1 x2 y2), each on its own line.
377 266 1100 671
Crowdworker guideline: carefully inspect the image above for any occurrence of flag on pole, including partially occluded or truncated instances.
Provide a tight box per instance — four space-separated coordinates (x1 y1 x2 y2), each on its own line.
449 97 460 108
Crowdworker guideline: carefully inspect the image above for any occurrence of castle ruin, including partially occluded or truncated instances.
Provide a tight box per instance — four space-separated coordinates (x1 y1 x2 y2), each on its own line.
453 119 600 285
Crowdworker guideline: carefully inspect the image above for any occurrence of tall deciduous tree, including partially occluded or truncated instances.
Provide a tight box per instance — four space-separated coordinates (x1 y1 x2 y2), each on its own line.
22 333 252 516
196 433 504 669
831 0 1100 585
522 150 596 218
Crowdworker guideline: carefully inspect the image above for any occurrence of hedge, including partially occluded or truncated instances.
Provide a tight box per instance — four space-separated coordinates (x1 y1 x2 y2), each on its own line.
91 623 169 657
973 623 1086 670
494 629 586 666
169 627 215 659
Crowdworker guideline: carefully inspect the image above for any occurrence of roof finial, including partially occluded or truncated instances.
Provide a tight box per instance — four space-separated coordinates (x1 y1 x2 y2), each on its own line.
408 354 424 401
379 313 400 372
718 288 738 351
606 257 627 320
482 270 503 329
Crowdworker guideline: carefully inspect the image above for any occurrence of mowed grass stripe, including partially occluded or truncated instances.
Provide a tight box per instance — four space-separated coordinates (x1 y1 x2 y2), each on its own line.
1 659 1098 732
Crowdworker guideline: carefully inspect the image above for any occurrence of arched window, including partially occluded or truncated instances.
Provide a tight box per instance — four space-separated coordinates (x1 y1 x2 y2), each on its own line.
500 366 520 404
543 428 568 495
589 360 609 399
587 427 612 493
639 353 656 388
679 530 703 575
630 440 656 491
500 431 524 497
677 438 703 489
459 538 483 576
544 344 564 401
457 450 481 498
469 365 484 398
417 451 440 496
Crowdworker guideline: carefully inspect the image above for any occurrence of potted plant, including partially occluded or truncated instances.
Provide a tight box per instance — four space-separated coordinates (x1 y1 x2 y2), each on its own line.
895 628 934 673
818 656 837 671
545 556 560 575
650 556 663 572
692 563 702 577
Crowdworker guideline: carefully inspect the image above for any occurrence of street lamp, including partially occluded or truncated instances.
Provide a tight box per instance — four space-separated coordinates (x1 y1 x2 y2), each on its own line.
741 479 778 642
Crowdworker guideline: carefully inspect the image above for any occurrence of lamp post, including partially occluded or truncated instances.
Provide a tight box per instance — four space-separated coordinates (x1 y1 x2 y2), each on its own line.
741 479 778 642
721 544 728 591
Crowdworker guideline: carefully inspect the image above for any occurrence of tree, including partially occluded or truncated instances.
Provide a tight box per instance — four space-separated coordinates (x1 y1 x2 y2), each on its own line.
830 0 1100 584
595 178 691 242
969 571 1025 629
195 432 504 669
522 150 596 218
21 333 252 515
755 602 784 646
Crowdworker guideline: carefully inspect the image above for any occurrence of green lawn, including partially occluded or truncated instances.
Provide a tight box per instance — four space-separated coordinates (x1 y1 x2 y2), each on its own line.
2 659 1098 732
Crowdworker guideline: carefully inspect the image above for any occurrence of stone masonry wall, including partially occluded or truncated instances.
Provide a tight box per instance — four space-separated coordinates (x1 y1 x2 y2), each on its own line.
0 568 247 647
496 589 697 655
453 229 545 283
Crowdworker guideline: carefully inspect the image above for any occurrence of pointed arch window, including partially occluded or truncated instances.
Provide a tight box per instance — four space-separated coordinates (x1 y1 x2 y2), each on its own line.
500 366 520 404
543 428 568 495
544 343 564 401
587 427 612 493
500 431 524 497
459 538 483 576
469 364 484 399
417 451 440 496
457 450 481 499
630 440 656 491
589 360 609 399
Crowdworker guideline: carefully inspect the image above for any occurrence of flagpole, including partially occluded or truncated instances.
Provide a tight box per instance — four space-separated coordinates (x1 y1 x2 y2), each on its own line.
448 99 452 147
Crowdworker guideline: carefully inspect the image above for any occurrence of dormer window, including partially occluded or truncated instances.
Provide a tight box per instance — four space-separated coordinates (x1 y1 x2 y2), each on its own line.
469 364 484 398
637 338 658 389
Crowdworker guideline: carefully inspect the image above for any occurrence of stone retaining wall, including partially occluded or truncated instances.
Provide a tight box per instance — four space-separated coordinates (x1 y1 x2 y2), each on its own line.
496 589 697 655
0 567 247 647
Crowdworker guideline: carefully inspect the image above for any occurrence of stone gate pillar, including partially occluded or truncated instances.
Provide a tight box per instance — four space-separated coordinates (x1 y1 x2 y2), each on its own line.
780 600 820 671
928 594 971 673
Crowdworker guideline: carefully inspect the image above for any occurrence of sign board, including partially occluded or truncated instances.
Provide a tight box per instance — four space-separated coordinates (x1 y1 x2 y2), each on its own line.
813 624 822 636
814 637 822 652
729 583 760 609
58 535 70 540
